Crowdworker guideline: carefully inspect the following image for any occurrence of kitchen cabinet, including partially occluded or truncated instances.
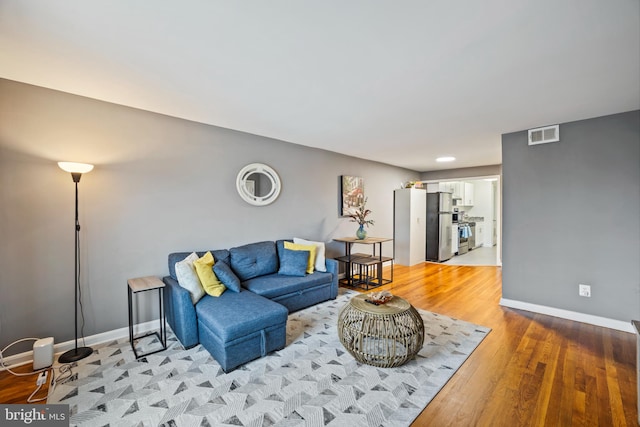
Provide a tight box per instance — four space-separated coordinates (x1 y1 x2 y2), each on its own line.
394 188 426 266
451 182 463 199
426 183 440 193
439 181 474 206
438 182 454 194
463 182 475 206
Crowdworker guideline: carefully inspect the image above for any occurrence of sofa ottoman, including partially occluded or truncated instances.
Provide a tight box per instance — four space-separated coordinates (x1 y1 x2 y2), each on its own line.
195 289 288 372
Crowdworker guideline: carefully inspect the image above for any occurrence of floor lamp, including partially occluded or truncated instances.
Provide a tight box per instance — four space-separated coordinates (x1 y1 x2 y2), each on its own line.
58 161 94 363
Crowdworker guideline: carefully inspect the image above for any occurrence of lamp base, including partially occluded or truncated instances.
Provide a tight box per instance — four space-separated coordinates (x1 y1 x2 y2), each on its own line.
58 346 93 363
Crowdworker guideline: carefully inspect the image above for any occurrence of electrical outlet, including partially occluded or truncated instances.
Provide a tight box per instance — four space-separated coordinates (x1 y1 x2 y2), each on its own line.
579 284 591 297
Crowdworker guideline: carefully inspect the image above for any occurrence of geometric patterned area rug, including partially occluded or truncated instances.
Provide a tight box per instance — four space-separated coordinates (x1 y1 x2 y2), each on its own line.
48 289 490 426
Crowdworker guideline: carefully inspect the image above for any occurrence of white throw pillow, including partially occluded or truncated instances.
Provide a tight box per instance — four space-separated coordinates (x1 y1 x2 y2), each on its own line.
293 238 326 272
175 252 205 304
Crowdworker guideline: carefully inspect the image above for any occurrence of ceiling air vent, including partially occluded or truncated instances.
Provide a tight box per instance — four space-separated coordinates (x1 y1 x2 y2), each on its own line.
528 125 559 145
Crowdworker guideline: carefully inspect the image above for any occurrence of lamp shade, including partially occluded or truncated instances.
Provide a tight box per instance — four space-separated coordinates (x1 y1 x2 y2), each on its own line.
58 162 94 174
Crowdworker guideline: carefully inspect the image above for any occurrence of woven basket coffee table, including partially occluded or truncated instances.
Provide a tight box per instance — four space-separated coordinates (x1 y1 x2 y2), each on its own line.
338 294 425 368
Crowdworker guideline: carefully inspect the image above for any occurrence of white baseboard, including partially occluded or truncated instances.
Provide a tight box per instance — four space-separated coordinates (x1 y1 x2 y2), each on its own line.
0 320 160 370
500 298 634 333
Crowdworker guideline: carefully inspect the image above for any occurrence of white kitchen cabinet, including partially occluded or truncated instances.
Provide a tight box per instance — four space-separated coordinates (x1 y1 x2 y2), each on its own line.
426 183 440 193
437 181 473 206
394 188 427 266
443 181 474 206
438 182 453 194
451 181 462 199
463 182 475 206
437 181 457 196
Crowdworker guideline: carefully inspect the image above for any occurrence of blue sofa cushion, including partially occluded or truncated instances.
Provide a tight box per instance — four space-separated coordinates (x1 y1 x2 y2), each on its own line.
195 290 287 343
229 241 278 281
275 239 292 259
278 248 309 277
168 250 230 281
213 261 242 292
242 271 333 299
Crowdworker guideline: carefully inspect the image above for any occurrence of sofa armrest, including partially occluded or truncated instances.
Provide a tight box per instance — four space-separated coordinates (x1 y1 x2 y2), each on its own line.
325 258 339 299
162 276 199 348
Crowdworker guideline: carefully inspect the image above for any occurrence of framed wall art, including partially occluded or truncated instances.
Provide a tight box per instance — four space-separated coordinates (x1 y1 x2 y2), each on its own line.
340 175 364 216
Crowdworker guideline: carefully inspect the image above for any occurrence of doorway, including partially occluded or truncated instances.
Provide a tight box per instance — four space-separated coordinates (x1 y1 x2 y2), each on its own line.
423 175 501 266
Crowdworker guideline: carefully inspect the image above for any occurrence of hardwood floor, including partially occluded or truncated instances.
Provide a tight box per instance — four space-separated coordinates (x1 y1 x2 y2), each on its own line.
363 262 637 426
1 262 636 426
0 362 51 404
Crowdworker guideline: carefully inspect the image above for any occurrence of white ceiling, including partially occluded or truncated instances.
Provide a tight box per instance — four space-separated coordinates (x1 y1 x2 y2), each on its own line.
1 1 639 172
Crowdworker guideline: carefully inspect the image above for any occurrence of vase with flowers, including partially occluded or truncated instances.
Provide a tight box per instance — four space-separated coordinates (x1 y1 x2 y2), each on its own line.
349 198 374 240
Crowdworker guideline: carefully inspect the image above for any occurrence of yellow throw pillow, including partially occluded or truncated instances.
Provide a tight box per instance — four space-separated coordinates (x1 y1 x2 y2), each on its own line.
284 241 316 274
194 251 226 297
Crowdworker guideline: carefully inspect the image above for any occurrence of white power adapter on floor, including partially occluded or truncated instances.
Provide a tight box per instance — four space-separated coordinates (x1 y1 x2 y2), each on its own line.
33 337 54 370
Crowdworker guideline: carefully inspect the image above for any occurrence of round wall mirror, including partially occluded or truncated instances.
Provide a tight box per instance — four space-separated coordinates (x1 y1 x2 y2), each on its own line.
236 163 281 206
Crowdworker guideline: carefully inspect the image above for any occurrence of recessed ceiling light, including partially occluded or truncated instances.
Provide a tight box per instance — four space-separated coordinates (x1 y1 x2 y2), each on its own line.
483 178 498 182
436 156 456 162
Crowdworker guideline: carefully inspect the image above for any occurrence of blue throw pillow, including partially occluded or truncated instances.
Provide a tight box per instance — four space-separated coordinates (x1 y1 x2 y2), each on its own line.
213 261 242 292
278 248 310 277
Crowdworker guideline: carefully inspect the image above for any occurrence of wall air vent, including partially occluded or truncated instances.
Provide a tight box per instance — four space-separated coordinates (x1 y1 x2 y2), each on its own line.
528 125 559 145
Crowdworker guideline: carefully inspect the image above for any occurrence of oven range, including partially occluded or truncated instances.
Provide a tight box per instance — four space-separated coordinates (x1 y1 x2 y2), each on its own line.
457 222 475 255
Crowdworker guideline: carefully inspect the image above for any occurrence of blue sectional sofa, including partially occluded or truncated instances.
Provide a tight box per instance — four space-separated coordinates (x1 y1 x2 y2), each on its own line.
163 239 338 372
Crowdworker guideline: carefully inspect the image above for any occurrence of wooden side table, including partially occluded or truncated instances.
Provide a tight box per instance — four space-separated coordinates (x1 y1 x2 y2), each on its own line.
337 294 424 367
333 237 394 289
127 276 167 359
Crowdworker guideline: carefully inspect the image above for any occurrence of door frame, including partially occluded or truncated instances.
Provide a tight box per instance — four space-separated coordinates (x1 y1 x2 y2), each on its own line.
421 174 502 266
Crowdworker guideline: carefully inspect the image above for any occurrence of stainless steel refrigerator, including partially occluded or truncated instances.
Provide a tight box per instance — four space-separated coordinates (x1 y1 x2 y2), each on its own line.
426 192 453 262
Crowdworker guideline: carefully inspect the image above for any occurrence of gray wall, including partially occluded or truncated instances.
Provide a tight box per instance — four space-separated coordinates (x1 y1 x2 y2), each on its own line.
502 110 640 322
0 79 419 354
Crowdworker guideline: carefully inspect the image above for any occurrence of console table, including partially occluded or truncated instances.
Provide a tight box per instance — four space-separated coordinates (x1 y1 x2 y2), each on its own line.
333 237 393 289
128 276 167 359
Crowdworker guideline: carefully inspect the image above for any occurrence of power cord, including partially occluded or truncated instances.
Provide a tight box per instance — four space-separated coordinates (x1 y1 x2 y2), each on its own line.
27 371 49 403
1 338 74 403
0 338 51 377
29 364 74 403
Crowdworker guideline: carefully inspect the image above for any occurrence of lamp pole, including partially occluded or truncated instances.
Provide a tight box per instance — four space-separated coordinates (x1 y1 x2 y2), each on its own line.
58 163 94 363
